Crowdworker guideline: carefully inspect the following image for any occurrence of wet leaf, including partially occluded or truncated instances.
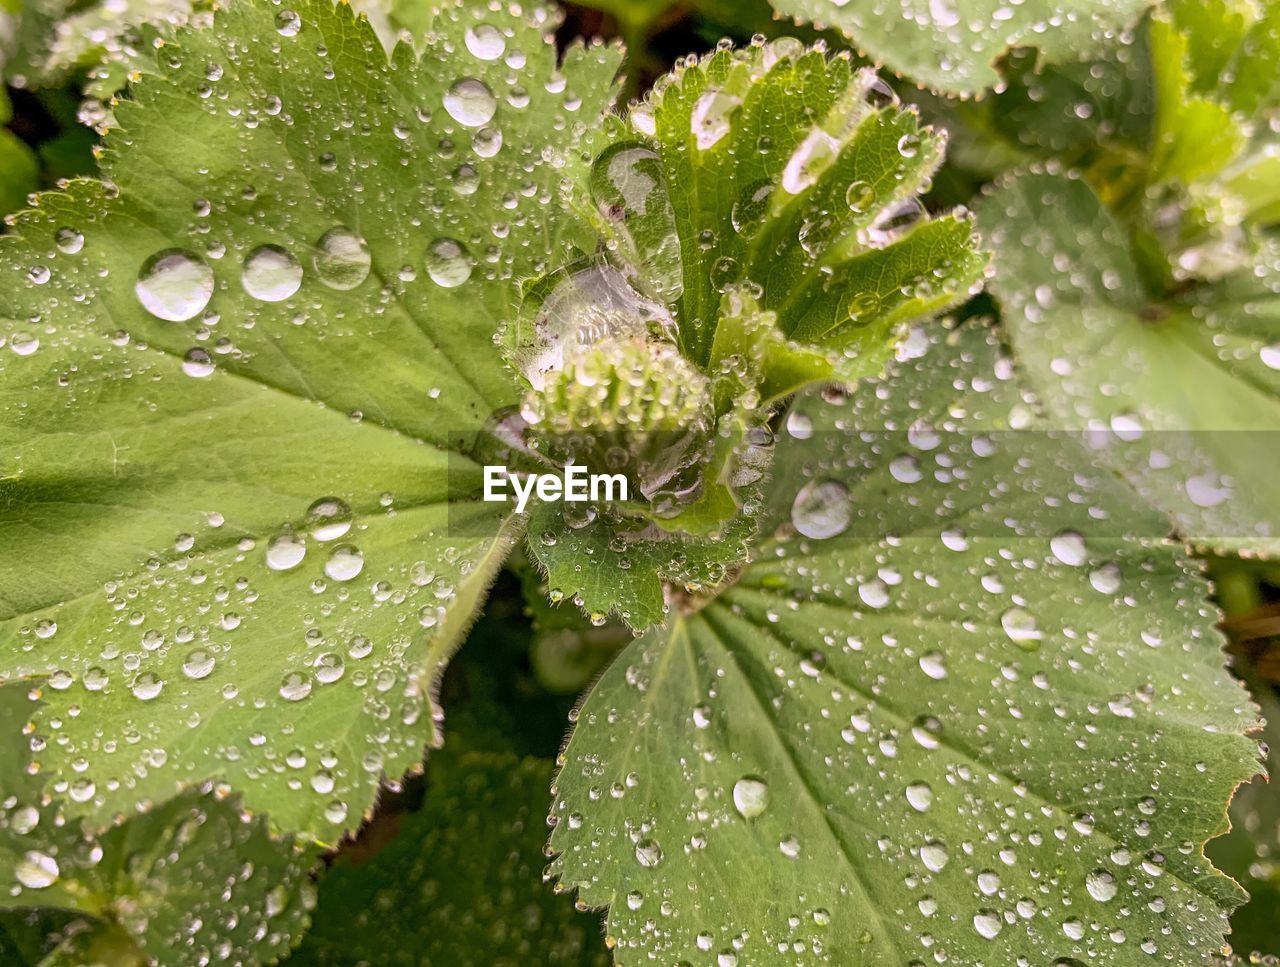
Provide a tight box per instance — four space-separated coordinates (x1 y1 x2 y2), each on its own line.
980 171 1280 557
290 752 608 967
549 325 1259 964
0 0 621 842
768 0 1155 96
0 686 315 966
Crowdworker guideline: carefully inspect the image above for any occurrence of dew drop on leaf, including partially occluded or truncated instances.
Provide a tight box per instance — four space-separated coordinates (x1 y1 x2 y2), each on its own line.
324 545 364 582
920 840 949 871
425 238 473 287
313 229 371 290
54 227 84 254
135 249 214 321
443 78 497 127
634 838 663 868
732 776 769 819
242 245 303 302
266 533 306 571
182 348 215 378
1049 530 1087 567
307 498 352 541
279 672 312 702
465 24 506 61
131 672 164 701
15 851 59 890
182 648 216 680
790 479 851 539
1086 868 1118 902
1000 607 1042 649
973 909 1002 940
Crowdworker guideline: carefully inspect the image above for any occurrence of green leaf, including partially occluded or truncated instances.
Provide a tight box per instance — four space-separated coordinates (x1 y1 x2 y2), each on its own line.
0 0 622 842
289 751 608 967
767 0 1156 96
979 171 1280 557
0 686 315 967
517 44 983 626
0 128 39 220
598 43 985 380
548 325 1259 964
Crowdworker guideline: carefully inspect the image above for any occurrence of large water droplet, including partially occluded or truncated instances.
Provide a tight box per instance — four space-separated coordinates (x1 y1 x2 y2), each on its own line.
905 782 933 812
921 840 949 871
307 497 352 541
324 545 364 582
266 533 306 571
690 89 741 150
15 851 59 889
1000 607 1042 650
973 909 1002 940
465 23 506 60
634 838 663 868
131 672 164 701
279 671 313 702
1050 530 1087 567
136 250 214 321
313 228 371 290
242 245 303 301
444 78 497 127
1086 868 1117 902
182 648 215 680
732 776 770 819
425 238 473 287
791 479 851 540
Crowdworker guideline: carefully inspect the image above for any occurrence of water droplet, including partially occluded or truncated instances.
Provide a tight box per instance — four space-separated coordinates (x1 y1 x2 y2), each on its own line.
791 479 851 539
1262 343 1280 370
782 129 839 194
731 179 773 236
15 851 59 889
444 78 497 127
182 348 215 378
921 840 948 871
1086 868 1117 902
425 237 473 287
465 23 506 60
313 228 371 290
778 835 801 858
1050 530 1087 567
182 648 215 680
324 545 364 582
905 782 933 812
266 533 306 571
315 652 345 684
131 672 164 701
732 776 769 819
279 671 312 702
1089 563 1121 594
918 652 947 680
973 909 1002 940
307 498 352 541
1000 607 1042 650
55 228 84 254
136 250 214 321
275 9 301 36
897 133 920 158
242 245 303 301
690 89 741 149
634 838 663 868
845 180 875 213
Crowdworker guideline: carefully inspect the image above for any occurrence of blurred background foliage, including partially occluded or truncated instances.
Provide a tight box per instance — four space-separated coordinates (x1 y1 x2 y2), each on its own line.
1 0 1276 961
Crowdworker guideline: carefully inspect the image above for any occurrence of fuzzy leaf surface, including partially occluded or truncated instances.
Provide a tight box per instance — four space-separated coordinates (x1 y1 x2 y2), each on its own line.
768 0 1154 95
980 171 1280 557
549 326 1259 965
0 0 621 842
